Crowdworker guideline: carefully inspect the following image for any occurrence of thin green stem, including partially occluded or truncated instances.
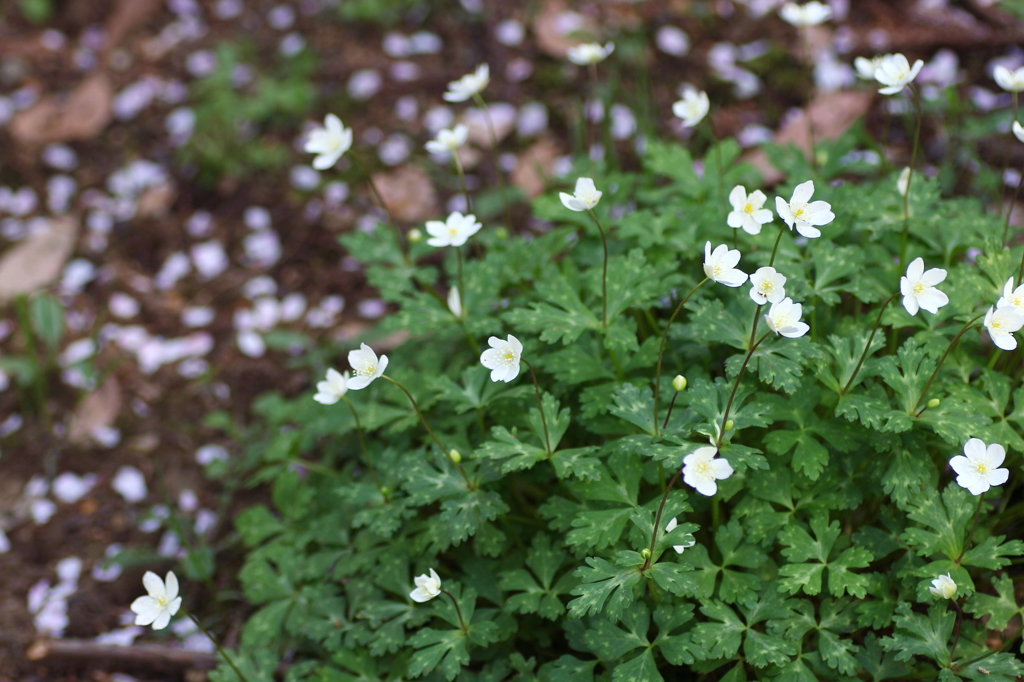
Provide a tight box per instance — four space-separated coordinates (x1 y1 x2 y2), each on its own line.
898 86 923 276
455 247 466 319
382 376 473 487
453 153 472 213
717 329 773 448
1007 164 1024 246
341 395 381 492
440 589 469 634
912 312 986 414
14 295 47 418
955 494 985 564
652 278 708 435
523 359 551 454
471 93 512 233
662 392 680 430
187 612 253 682
587 208 609 328
642 471 680 572
768 225 785 268
956 624 1024 669
842 292 900 394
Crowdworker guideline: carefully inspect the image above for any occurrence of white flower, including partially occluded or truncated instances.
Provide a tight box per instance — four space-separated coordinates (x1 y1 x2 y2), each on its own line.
567 42 615 65
854 55 885 80
994 65 1024 93
897 167 911 197
1014 121 1024 145
480 334 523 383
900 257 948 316
929 573 957 600
949 438 1009 496
749 267 787 305
703 242 748 287
779 1 832 26
130 571 182 630
425 211 482 247
425 124 469 157
304 114 353 170
672 86 710 128
313 368 348 404
874 53 924 95
559 177 602 211
448 287 462 318
409 568 442 602
775 180 834 238
665 517 696 554
443 64 489 102
765 297 810 338
727 185 774 235
998 277 1024 314
346 343 388 390
682 446 734 497
984 306 1024 351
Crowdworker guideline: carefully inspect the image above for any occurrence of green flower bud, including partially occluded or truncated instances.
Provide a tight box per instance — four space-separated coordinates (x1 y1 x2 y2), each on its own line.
449 449 462 464
379 486 391 497
927 398 940 409
672 375 687 392
408 228 423 243
640 548 651 559
724 419 735 431
495 227 508 240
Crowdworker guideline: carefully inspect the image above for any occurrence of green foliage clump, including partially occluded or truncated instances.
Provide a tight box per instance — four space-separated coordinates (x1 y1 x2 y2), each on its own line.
209 131 1024 682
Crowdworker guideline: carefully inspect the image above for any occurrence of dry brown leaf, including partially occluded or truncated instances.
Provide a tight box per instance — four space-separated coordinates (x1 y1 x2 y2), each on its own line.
104 0 162 53
745 89 874 184
371 166 438 222
68 378 122 445
0 216 78 302
512 136 563 199
136 181 177 219
9 74 113 147
533 0 598 58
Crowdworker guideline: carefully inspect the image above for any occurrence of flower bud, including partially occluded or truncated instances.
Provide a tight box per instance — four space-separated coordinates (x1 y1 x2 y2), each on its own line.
724 419 734 432
495 227 508 240
379 486 391 497
449 449 462 464
927 398 940 409
928 573 957 600
640 548 651 559
408 228 423 243
672 375 687 392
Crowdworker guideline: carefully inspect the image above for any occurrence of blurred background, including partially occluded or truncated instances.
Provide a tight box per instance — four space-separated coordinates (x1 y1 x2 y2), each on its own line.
0 0 1023 678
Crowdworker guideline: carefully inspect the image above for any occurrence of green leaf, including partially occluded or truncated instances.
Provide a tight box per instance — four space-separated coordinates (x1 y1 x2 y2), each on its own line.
855 632 912 681
643 141 700 197
505 267 600 345
29 293 64 353
568 554 643 621
880 602 953 665
407 627 469 681
964 574 1024 631
433 490 509 551
901 485 974 561
538 656 597 682
499 534 575 620
610 383 657 435
778 511 873 597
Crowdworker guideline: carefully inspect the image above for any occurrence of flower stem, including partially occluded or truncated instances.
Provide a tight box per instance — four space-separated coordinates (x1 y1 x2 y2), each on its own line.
440 589 469 634
642 471 680 572
382 376 473 487
456 246 466 319
652 278 708 435
523 359 551 454
841 292 900 394
898 86 923 276
453 153 473 213
587 208 610 328
955 493 985 564
912 312 986 415
947 599 965 668
471 93 512 233
717 328 773 449
957 624 1024 669
768 225 785 268
662 392 680 430
341 395 382 493
186 612 253 682
1009 165 1024 247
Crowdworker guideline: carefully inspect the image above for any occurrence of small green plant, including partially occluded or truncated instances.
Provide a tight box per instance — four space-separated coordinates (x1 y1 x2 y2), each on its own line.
188 53 1024 682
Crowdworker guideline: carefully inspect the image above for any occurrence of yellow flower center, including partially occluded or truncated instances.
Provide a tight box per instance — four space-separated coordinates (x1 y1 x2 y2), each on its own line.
696 462 709 474
744 203 754 214
976 463 988 474
449 228 458 236
992 320 1003 330
156 596 168 607
504 352 515 362
1014 296 1022 307
762 281 773 292
775 314 791 327
794 208 805 218
713 264 723 276
913 283 924 295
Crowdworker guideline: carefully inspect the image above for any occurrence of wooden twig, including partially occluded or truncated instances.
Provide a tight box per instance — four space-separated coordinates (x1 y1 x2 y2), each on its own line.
26 639 219 670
